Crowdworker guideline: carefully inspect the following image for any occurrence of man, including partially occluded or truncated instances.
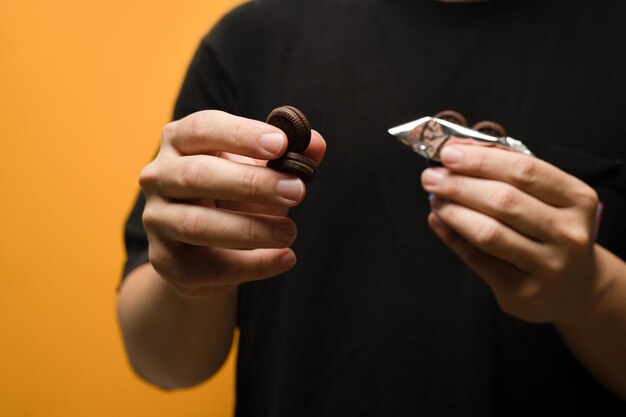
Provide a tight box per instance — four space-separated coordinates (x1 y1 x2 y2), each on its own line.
118 0 626 414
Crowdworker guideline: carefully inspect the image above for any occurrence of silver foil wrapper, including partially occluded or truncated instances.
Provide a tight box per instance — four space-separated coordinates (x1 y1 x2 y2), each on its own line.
388 116 533 162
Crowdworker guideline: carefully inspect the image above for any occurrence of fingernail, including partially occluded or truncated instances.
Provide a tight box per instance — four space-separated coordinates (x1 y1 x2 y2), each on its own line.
276 178 304 202
422 168 444 186
441 146 463 164
274 223 296 244
260 132 285 155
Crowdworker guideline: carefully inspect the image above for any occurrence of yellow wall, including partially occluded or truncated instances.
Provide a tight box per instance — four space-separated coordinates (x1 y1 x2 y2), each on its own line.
0 1 243 415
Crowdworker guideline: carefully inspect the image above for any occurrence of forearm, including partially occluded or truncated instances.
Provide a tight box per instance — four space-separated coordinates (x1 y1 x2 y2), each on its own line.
556 245 626 400
117 263 237 390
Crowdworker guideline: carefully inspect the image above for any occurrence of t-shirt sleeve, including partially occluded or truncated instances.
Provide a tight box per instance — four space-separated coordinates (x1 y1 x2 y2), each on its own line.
121 5 252 280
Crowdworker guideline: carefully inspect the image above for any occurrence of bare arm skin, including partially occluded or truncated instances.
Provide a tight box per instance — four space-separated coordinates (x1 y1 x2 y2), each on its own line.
557 246 626 401
118 263 237 389
421 144 626 400
117 110 326 389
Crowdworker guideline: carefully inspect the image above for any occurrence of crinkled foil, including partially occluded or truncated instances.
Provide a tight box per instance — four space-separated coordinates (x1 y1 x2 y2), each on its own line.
388 116 532 162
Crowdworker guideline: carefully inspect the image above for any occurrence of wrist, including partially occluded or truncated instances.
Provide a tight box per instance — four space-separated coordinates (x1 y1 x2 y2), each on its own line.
555 245 618 329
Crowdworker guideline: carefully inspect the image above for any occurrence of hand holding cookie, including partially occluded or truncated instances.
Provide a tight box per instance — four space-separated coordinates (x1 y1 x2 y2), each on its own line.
138 108 325 297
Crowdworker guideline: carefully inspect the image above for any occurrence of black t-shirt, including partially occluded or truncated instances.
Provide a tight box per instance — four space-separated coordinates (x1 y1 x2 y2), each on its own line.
123 0 626 415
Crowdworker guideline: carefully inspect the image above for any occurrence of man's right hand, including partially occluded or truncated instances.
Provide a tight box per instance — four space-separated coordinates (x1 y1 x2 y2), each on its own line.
138 110 326 298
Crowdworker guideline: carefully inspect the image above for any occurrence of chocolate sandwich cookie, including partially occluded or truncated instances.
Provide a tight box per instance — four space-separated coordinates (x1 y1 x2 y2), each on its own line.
266 105 317 183
472 120 507 137
434 110 468 127
267 152 316 184
266 106 311 152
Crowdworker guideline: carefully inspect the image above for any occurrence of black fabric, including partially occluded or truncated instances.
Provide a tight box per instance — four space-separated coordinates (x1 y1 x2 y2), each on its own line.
122 0 626 415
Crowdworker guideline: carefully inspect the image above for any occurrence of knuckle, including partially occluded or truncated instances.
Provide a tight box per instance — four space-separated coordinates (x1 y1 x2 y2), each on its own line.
189 112 209 140
252 256 268 281
576 187 599 210
239 218 257 245
437 201 457 222
562 226 591 249
228 119 247 150
240 166 262 199
543 211 558 232
161 121 177 143
180 159 209 190
445 175 464 196
542 254 567 275
141 205 160 232
473 151 491 175
177 207 204 241
491 186 518 213
138 162 159 192
475 220 501 247
510 157 537 188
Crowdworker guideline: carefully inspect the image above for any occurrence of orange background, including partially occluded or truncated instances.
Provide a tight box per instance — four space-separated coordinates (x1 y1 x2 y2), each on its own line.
0 1 242 415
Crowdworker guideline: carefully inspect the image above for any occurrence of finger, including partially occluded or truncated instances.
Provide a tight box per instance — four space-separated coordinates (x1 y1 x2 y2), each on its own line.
150 239 296 292
431 195 545 272
428 212 528 303
180 198 289 217
422 167 557 242
428 211 522 278
165 110 288 159
154 155 305 206
301 129 327 165
217 201 289 217
439 144 592 207
143 200 297 249
212 129 326 165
